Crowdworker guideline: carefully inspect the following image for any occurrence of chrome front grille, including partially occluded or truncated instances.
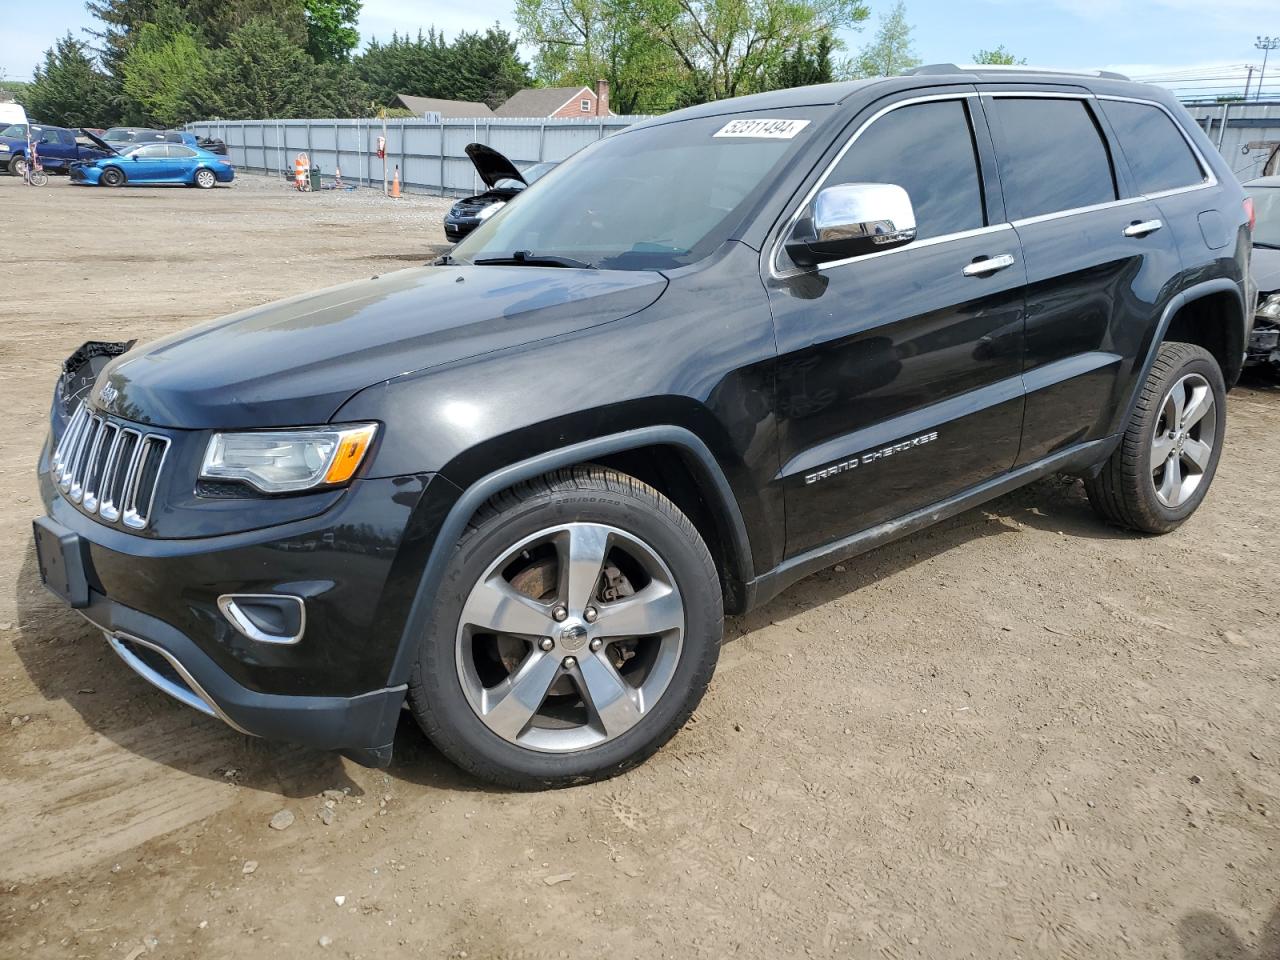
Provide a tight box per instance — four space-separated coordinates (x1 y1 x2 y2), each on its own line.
52 403 170 530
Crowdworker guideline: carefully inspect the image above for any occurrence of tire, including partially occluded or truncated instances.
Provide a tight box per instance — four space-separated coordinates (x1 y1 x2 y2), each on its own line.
29 170 48 187
9 154 26 178
408 466 723 789
194 168 216 189
1085 341 1226 534
100 166 125 187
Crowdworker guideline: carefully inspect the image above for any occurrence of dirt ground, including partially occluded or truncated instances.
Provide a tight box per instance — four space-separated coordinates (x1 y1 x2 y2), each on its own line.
1 172 1278 960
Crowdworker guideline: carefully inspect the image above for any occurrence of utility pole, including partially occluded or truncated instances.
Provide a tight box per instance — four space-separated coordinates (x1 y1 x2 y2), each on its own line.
1257 36 1279 101
1243 65 1255 101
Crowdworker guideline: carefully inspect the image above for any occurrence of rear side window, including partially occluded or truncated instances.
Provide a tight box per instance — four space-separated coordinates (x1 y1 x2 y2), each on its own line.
828 99 986 240
988 98 1117 220
1100 100 1205 194
168 145 196 158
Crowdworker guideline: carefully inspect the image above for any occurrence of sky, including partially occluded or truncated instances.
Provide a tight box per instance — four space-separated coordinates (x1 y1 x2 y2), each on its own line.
3 0 1278 99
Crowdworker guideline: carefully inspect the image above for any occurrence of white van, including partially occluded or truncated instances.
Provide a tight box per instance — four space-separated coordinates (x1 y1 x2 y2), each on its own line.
0 102 28 131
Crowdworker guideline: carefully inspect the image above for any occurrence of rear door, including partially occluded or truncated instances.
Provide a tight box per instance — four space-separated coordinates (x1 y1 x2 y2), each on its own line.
980 89 1183 464
766 88 1029 556
166 144 198 182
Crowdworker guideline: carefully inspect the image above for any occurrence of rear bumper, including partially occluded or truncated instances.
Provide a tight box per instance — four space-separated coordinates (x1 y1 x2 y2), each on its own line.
80 593 404 766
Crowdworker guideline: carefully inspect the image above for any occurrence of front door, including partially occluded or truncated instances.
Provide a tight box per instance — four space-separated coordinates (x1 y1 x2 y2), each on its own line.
766 90 1028 557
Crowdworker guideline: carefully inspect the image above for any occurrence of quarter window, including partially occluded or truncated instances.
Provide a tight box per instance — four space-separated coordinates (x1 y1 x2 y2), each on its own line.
827 99 986 241
1100 100 1205 194
988 97 1117 220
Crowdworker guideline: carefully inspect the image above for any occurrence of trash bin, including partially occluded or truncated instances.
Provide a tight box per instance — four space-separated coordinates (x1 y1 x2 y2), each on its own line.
309 166 321 191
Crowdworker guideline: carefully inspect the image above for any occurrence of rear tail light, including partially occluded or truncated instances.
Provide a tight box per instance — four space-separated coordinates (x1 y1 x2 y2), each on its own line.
1245 197 1256 232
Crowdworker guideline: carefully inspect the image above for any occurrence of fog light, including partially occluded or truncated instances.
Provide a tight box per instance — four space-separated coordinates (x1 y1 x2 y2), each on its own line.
217 594 305 645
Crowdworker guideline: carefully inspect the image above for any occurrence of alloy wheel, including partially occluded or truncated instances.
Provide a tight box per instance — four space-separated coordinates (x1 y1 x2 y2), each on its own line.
1150 372 1216 508
455 522 685 753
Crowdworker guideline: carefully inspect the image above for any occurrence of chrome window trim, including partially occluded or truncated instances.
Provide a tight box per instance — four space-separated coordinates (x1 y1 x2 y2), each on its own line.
769 91 983 279
771 88 1221 280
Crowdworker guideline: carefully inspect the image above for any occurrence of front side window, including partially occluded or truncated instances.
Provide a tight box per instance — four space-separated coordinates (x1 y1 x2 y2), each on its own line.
452 110 823 270
988 97 1117 220
826 99 986 241
131 144 167 158
1101 99 1205 195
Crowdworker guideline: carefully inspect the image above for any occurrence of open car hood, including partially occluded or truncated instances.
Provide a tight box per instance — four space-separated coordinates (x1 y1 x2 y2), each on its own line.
465 142 525 189
79 128 123 156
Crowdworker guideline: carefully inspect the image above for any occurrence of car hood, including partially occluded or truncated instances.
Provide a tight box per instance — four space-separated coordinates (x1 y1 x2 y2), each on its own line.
465 142 524 189
93 265 668 429
1252 244 1280 295
79 128 123 156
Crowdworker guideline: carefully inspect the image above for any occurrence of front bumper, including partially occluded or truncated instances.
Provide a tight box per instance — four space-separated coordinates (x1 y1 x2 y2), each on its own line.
83 592 404 766
36 452 448 765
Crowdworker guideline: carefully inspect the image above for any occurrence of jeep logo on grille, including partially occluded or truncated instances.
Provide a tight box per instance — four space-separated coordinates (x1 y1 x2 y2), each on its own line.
98 383 118 407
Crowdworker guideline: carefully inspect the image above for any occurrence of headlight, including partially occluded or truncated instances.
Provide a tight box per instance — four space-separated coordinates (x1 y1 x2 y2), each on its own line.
201 423 378 494
1258 293 1280 321
476 201 506 221
0 145 9 152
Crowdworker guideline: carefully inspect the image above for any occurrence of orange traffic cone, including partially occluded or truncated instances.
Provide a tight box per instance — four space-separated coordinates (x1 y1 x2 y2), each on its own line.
390 165 401 199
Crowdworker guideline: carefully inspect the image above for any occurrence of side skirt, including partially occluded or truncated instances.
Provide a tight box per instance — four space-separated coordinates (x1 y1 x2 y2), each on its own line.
742 434 1119 611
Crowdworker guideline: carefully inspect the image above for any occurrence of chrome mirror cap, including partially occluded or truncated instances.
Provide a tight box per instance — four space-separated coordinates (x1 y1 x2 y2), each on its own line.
787 182 917 267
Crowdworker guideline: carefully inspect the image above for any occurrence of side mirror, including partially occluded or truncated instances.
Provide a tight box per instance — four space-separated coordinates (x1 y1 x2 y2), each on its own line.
785 182 916 268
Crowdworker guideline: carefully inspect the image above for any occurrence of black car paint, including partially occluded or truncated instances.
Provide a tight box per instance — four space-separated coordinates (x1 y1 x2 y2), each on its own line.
36 71 1252 767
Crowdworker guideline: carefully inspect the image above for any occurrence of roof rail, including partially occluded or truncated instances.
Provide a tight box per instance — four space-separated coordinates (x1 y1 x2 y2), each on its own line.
906 63 1131 82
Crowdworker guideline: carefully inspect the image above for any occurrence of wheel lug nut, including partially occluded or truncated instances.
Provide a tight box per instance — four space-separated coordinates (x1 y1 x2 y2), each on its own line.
552 605 568 622
539 637 553 651
584 606 598 623
589 638 602 652
563 656 577 669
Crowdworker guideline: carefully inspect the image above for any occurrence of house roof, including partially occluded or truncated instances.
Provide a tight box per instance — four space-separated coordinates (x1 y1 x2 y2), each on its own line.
493 87 594 117
391 94 493 118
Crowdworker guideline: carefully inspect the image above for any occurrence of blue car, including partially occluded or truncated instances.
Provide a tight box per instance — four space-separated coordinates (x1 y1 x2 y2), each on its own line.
71 132 235 188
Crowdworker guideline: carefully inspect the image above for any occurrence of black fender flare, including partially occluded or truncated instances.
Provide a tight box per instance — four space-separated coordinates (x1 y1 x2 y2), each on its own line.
385 425 754 687
1118 277 1246 431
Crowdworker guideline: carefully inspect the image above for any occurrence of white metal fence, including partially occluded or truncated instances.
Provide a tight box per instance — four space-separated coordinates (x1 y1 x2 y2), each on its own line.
184 116 651 194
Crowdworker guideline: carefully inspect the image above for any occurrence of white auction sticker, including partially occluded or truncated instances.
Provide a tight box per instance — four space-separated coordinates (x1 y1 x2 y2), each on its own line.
713 118 811 139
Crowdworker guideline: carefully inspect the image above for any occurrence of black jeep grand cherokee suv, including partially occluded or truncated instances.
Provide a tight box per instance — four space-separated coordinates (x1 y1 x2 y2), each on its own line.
35 67 1254 788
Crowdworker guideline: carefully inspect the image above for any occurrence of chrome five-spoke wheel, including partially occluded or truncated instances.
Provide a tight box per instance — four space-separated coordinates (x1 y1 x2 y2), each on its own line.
1150 372 1216 508
456 521 685 753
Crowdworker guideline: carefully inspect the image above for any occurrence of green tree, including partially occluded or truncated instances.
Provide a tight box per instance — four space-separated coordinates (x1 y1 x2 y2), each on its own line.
515 0 684 113
356 26 529 108
971 45 1025 65
445 27 531 106
853 0 919 78
769 31 836 90
19 33 117 126
187 18 367 119
120 8 211 126
304 0 362 62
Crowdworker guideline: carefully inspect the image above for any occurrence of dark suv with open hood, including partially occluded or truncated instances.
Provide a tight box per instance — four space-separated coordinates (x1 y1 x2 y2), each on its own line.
35 66 1253 788
443 143 557 241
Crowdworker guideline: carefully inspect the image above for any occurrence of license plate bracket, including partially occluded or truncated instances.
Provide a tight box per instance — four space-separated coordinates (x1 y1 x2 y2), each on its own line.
33 516 90 608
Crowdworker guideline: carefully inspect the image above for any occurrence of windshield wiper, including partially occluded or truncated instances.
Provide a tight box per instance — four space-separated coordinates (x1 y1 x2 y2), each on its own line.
1254 241 1280 250
433 253 456 265
474 250 596 269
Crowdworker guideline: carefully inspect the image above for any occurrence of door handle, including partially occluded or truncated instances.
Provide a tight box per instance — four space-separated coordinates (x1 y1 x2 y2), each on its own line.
1123 219 1163 238
962 254 1016 277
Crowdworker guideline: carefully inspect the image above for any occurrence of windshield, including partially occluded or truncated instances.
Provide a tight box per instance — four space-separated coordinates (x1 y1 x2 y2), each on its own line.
0 123 26 139
1250 186 1280 248
451 111 822 270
